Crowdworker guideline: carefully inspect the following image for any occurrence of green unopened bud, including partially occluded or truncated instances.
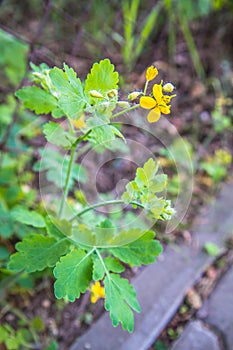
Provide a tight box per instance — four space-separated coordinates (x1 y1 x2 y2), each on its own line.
118 101 130 108
128 91 142 101
163 83 175 93
89 90 104 98
107 89 118 98
32 72 41 78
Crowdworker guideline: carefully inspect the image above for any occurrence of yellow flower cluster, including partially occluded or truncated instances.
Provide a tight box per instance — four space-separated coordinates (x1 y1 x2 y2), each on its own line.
90 281 105 304
140 66 176 123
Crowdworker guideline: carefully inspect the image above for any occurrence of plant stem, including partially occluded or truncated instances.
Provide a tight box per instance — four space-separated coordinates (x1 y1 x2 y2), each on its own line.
58 145 76 219
95 248 111 279
58 129 92 219
112 104 140 118
143 80 149 95
70 199 144 221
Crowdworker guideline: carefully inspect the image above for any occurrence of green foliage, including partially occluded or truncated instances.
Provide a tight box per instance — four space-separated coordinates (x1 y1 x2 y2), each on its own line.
204 242 220 256
11 206 45 228
15 86 58 115
122 158 174 221
49 64 87 119
43 121 74 148
85 58 119 96
0 324 31 350
8 234 70 272
104 273 140 332
33 148 87 189
0 29 28 86
200 149 231 183
110 231 163 266
54 248 93 301
154 340 168 350
122 1 161 70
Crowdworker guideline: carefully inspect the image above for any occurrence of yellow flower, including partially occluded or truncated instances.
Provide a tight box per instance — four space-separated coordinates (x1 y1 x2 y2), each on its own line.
140 84 171 123
71 114 86 129
146 66 158 81
90 281 105 304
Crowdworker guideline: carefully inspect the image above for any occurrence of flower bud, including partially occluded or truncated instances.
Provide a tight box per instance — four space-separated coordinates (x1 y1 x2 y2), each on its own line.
163 83 175 93
127 91 142 101
118 101 130 108
146 66 158 81
89 90 104 98
107 89 118 98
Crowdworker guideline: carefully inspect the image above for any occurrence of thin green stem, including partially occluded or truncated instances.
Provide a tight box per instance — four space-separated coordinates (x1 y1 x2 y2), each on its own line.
58 145 76 219
95 248 111 279
143 80 149 95
70 199 144 221
58 129 92 218
112 104 140 118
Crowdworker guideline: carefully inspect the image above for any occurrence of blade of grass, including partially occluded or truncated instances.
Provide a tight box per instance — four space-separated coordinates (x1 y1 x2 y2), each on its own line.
179 13 205 79
135 3 162 61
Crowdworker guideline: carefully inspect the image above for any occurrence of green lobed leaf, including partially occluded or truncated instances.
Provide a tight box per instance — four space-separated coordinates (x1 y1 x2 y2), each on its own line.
85 59 119 96
8 234 70 273
43 121 73 148
122 158 173 221
11 206 45 228
54 248 93 301
104 256 125 273
110 231 163 266
49 65 86 119
104 273 140 332
15 86 58 115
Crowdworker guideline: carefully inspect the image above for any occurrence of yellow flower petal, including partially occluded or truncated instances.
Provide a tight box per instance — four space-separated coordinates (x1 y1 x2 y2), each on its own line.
147 108 161 123
140 96 157 109
90 281 105 304
146 66 158 81
91 295 98 303
71 115 86 129
159 104 171 115
152 84 163 104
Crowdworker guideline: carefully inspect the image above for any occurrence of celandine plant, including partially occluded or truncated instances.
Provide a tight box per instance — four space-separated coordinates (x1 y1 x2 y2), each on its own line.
8 59 176 332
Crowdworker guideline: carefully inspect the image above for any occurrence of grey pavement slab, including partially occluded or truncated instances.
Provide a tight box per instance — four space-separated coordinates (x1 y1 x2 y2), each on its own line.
70 181 233 350
171 320 222 350
203 265 233 349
